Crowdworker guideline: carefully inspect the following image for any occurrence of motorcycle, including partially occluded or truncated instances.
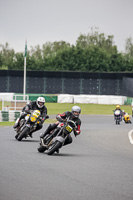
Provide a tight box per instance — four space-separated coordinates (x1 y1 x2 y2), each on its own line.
114 110 121 125
37 118 77 155
123 113 132 124
15 110 49 141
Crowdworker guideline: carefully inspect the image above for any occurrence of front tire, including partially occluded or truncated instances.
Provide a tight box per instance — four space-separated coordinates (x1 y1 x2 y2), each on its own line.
47 141 62 155
17 127 30 141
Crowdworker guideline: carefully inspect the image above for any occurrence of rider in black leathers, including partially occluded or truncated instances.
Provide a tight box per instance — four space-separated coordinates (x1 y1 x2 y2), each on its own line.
40 105 81 146
13 97 47 137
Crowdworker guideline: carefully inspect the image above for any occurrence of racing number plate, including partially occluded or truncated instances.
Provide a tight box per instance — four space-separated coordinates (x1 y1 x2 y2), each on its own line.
65 125 72 132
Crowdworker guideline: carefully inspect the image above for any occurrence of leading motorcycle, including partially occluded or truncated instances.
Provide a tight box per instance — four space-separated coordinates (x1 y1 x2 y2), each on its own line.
37 118 77 155
15 110 49 141
114 110 121 125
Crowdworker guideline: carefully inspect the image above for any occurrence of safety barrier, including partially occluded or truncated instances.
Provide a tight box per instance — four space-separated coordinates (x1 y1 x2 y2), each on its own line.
57 94 128 105
0 93 133 105
0 111 20 122
14 93 58 103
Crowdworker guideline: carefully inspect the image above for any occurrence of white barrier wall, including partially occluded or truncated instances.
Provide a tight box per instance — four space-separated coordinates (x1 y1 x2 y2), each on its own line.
0 93 128 105
57 94 74 103
0 93 15 101
58 94 127 105
73 95 98 104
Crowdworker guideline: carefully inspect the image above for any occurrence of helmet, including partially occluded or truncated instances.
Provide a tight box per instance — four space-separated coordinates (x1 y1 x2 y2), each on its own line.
116 105 120 110
36 97 45 108
71 105 81 118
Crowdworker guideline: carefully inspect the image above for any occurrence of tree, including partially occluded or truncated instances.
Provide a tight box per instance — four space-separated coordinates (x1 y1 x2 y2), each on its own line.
0 42 15 69
1 28 133 72
12 52 24 70
76 27 117 54
125 37 133 57
42 41 70 58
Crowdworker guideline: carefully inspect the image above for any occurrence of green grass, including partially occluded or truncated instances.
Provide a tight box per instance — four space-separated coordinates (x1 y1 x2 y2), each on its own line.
46 103 132 115
0 119 56 127
0 121 15 127
0 103 132 127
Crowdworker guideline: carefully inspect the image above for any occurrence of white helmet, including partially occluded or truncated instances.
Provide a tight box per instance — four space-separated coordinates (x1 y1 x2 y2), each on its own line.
71 105 81 118
36 97 45 108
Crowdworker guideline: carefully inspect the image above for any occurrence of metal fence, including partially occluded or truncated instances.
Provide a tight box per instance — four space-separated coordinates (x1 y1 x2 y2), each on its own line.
1 70 133 97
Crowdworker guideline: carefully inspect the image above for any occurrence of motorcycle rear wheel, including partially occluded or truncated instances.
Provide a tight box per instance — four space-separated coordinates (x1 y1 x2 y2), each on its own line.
47 141 62 155
17 127 30 141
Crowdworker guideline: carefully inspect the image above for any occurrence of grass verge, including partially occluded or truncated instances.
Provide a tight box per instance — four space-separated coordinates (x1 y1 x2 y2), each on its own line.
46 103 132 115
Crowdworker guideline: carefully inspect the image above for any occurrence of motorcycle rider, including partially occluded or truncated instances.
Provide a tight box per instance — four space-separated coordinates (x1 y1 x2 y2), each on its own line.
40 105 81 149
114 105 123 121
13 97 47 137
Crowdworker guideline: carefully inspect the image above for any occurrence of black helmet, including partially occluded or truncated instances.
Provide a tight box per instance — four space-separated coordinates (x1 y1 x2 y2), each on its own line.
71 105 81 118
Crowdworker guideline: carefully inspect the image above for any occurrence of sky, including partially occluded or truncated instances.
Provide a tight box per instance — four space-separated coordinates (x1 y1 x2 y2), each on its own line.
0 0 133 53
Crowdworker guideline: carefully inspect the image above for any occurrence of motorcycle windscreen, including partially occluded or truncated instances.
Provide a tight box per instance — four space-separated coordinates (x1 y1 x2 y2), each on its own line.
32 110 41 118
114 110 120 115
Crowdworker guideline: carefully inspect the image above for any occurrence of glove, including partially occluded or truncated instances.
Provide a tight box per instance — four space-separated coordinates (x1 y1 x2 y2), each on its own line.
40 117 44 124
41 119 45 124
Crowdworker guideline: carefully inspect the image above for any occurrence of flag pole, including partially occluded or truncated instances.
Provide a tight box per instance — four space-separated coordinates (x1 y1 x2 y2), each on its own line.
23 40 27 101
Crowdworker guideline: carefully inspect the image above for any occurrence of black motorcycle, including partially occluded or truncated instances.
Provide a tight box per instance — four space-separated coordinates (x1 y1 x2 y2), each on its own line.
15 110 49 141
38 118 76 155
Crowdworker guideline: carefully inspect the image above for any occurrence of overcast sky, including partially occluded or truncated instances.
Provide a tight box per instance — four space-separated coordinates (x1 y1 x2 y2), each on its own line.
0 0 133 53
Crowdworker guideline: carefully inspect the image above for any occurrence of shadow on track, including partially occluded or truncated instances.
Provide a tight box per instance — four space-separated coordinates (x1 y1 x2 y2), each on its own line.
37 151 88 157
11 139 39 143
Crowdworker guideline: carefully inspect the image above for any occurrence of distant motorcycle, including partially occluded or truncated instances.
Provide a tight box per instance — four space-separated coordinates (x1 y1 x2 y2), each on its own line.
38 118 76 155
15 110 49 141
123 113 132 124
114 110 121 125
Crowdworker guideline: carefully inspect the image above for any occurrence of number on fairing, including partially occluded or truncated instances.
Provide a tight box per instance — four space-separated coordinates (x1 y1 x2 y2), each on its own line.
65 125 72 132
30 116 36 122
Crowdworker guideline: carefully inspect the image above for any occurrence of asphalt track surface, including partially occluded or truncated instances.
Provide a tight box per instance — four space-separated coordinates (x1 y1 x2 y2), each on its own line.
0 115 133 200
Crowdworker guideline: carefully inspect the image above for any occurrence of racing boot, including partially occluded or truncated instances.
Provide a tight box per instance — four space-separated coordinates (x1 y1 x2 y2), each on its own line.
55 149 59 153
28 129 35 138
40 123 58 138
29 132 33 138
15 133 19 139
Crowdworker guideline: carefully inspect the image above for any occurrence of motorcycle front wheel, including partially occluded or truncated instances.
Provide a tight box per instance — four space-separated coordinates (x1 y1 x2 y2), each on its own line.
17 127 30 141
47 141 62 155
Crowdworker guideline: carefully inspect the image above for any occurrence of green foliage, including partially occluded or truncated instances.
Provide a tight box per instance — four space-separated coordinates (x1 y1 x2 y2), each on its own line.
0 42 15 69
0 28 133 72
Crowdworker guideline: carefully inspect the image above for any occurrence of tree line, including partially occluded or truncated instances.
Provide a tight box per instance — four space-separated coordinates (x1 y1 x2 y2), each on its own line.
1 29 133 72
